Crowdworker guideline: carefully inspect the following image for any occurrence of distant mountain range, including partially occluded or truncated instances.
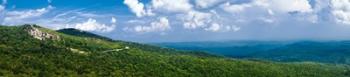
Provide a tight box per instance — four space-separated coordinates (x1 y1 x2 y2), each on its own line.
155 41 350 64
0 24 349 77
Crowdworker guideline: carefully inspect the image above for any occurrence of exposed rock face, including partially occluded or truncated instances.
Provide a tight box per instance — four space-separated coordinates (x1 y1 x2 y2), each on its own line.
25 24 60 40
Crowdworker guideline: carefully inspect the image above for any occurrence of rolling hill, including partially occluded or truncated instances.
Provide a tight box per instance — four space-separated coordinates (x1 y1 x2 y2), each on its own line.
0 24 349 77
155 41 350 64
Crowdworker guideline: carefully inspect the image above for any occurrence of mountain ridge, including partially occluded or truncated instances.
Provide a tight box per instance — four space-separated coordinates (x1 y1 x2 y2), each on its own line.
0 24 349 77
155 41 350 64
56 28 113 41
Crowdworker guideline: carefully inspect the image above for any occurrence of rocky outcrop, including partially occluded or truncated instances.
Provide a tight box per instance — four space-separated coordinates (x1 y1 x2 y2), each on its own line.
25 24 60 41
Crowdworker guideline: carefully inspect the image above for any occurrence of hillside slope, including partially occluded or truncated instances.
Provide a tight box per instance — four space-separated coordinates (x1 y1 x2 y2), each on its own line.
0 24 349 77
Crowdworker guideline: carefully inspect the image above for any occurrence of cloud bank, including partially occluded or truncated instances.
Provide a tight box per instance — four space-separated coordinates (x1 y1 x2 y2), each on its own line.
121 0 350 35
3 0 350 42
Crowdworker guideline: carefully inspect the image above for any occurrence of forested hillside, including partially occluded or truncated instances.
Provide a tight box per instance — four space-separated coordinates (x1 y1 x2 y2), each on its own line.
0 24 349 77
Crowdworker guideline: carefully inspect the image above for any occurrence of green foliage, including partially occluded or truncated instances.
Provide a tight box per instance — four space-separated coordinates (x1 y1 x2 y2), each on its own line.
0 25 349 77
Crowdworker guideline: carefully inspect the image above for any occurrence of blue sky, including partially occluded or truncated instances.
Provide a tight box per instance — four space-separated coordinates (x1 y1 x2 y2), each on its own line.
1 0 350 42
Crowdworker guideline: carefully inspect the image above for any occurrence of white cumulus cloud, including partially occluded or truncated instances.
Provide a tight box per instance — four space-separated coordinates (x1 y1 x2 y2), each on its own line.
263 0 313 13
222 0 313 14
182 11 213 29
221 2 253 13
124 0 153 17
133 17 170 32
205 23 241 32
181 10 241 32
69 18 116 32
330 0 350 25
120 0 339 33
195 0 224 8
151 0 193 12
219 0 316 26
205 23 221 32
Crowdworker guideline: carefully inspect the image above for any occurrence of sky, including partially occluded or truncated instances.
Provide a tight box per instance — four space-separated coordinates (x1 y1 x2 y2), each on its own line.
1 0 350 42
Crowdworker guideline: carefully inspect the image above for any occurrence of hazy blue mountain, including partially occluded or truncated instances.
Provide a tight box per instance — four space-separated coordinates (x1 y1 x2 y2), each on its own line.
155 41 350 64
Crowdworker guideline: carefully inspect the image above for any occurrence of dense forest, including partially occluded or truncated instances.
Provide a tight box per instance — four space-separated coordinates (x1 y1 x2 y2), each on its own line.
0 24 349 77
